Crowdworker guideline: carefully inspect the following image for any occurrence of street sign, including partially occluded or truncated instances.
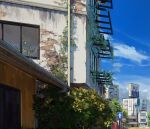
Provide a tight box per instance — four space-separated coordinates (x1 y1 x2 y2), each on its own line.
117 112 123 120
117 112 123 129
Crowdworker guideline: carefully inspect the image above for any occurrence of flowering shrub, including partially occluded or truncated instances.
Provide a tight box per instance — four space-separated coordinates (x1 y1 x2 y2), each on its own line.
33 87 114 129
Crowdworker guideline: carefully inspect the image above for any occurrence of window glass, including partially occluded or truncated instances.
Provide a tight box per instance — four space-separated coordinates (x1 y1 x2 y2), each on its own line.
0 24 2 39
3 24 20 51
22 26 39 58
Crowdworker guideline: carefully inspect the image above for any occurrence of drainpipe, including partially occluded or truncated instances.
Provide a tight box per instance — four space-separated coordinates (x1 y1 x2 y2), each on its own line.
67 0 71 88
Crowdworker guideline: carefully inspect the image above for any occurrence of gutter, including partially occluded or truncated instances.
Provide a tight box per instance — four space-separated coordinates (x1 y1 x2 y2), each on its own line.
0 40 69 92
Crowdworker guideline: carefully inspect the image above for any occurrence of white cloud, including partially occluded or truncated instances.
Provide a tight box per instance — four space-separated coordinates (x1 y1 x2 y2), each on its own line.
103 34 111 40
138 63 150 67
113 63 123 72
114 75 150 101
114 43 149 63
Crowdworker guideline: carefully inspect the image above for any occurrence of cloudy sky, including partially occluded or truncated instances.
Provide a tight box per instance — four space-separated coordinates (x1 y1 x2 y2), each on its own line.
101 0 150 101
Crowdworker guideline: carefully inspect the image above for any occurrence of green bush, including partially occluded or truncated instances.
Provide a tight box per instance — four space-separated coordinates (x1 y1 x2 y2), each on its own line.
33 87 114 129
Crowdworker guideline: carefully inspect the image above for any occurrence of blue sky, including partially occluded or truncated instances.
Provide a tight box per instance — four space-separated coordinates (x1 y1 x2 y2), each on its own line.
101 0 150 100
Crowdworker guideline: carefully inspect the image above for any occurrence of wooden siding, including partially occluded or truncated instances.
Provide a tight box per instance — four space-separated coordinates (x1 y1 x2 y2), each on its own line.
0 60 36 128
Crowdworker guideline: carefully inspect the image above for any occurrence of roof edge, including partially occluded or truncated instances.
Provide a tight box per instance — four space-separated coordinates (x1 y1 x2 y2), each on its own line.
0 40 69 91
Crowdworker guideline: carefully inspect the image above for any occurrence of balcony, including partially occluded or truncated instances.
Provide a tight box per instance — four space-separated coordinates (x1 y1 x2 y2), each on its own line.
96 71 113 85
95 0 113 9
91 70 113 95
91 71 113 85
91 34 113 59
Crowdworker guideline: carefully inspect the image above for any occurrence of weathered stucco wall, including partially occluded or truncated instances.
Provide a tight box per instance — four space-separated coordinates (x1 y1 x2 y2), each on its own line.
0 1 98 89
4 0 67 8
0 2 67 71
20 0 66 6
71 0 86 14
71 15 87 83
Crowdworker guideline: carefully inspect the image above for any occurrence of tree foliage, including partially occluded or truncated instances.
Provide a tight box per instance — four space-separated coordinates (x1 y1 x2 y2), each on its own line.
148 112 150 126
33 87 114 129
109 99 128 121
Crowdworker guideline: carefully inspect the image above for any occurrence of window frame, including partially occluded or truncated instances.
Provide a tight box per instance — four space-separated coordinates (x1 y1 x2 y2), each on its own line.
90 48 99 84
0 20 40 59
90 48 98 73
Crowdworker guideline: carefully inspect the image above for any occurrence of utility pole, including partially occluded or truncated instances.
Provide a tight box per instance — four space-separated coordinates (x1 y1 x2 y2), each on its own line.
67 0 71 88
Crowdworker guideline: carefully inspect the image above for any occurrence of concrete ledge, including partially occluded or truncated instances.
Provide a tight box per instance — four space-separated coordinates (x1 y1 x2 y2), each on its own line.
0 0 67 12
0 0 87 16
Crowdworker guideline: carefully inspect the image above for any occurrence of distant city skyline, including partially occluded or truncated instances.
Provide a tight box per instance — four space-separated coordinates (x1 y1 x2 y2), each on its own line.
101 0 150 101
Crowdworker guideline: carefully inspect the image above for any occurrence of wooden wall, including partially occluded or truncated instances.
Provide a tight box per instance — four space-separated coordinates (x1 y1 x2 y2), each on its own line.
0 60 36 128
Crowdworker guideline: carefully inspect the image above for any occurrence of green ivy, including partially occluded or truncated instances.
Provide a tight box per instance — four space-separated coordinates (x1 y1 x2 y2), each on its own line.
51 18 76 82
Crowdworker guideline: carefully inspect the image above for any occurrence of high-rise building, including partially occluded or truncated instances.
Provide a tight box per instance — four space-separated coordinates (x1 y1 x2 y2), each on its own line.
105 84 119 100
123 98 139 116
123 83 140 127
128 83 139 98
123 98 139 127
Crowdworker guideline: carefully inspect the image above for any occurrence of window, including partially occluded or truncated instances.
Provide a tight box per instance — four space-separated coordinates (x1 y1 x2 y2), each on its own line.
22 26 39 58
90 0 94 6
0 20 40 59
0 24 2 39
3 24 21 50
90 49 98 73
0 84 21 129
141 119 146 122
141 113 146 116
90 49 99 83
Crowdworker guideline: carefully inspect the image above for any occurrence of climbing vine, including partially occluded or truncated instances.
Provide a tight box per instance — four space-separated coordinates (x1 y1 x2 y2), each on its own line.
50 17 76 82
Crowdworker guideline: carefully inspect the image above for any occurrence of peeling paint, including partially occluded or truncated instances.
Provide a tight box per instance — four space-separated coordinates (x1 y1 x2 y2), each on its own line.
71 0 86 13
0 8 6 19
0 3 67 71
0 2 94 87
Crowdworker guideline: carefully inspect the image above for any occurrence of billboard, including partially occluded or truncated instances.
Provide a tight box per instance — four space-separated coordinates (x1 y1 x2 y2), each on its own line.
128 83 139 98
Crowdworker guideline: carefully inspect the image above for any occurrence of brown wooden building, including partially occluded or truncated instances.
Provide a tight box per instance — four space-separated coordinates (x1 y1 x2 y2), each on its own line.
0 40 69 129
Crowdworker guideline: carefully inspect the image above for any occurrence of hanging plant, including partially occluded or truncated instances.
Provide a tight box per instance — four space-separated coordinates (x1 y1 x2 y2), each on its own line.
92 34 108 48
96 0 107 4
99 71 113 82
90 70 113 85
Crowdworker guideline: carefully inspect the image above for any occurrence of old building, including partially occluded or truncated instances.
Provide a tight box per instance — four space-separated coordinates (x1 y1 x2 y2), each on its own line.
0 0 113 94
0 0 114 128
0 40 68 129
0 0 69 128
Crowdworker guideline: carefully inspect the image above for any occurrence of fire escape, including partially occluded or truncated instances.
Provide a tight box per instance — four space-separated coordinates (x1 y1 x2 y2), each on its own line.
95 0 113 34
91 0 113 96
